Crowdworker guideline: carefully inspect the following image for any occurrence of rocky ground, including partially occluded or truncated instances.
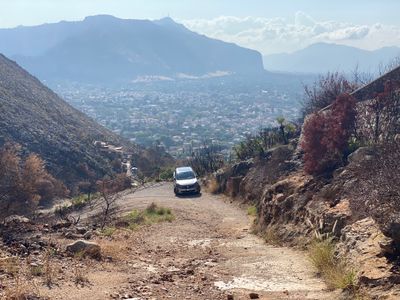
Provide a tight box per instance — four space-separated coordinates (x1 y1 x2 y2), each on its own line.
213 144 400 299
0 183 338 300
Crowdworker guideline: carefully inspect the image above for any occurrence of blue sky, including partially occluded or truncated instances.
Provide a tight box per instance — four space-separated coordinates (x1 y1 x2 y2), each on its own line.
1 0 399 54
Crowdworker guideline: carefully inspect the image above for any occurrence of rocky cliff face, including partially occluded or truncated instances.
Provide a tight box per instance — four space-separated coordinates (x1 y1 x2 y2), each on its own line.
211 143 400 297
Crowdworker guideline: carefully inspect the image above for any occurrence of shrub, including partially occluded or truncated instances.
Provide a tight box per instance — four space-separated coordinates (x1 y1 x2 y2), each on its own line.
188 144 225 176
0 144 67 221
234 124 299 161
124 203 174 229
302 72 356 118
260 226 281 246
302 94 356 175
247 205 257 216
206 178 220 194
159 167 174 181
100 226 116 237
77 180 97 203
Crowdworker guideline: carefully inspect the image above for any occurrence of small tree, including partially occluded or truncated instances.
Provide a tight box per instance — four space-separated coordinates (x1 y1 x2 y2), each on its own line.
276 117 287 144
0 144 22 221
96 174 132 229
77 163 97 205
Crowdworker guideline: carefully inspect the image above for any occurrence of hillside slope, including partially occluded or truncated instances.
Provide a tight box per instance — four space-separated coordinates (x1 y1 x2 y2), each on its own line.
0 15 264 83
0 54 167 186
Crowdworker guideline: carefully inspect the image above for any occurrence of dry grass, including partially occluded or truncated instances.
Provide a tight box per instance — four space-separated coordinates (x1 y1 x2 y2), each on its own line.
43 250 54 286
2 264 41 300
0 257 19 276
206 178 220 194
73 263 89 285
252 224 282 246
100 242 126 260
309 237 358 291
262 226 282 246
29 264 43 277
98 233 132 261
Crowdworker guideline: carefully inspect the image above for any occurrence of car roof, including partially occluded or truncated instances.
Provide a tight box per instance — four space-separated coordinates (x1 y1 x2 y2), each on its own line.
176 166 194 173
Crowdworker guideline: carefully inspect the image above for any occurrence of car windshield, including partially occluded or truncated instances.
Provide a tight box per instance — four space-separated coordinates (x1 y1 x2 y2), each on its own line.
176 171 195 180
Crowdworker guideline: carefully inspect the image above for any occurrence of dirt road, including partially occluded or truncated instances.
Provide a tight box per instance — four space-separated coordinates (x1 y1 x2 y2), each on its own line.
42 183 338 300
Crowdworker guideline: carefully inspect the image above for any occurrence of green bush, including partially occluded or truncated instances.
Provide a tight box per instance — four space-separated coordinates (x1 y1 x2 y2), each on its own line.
100 226 116 237
125 203 174 229
247 205 257 216
159 168 174 181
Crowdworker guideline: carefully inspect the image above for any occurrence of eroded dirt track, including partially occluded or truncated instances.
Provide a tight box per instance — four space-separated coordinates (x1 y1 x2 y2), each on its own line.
41 183 338 300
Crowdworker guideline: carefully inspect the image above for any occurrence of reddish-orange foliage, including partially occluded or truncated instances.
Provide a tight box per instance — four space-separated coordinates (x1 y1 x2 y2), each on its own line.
302 94 356 175
0 144 67 219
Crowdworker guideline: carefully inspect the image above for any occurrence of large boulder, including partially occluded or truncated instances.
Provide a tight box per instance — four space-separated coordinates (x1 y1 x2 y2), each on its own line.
66 240 101 259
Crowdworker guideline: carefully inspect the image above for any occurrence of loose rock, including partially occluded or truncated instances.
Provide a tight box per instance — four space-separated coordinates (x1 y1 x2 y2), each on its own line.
66 240 101 259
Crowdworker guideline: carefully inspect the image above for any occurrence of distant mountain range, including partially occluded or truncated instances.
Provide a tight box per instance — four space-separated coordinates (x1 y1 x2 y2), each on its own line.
263 43 400 74
0 54 171 186
0 15 264 84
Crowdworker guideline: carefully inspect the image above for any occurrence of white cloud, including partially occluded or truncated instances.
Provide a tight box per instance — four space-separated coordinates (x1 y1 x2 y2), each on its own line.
294 11 316 27
181 12 400 55
320 26 370 41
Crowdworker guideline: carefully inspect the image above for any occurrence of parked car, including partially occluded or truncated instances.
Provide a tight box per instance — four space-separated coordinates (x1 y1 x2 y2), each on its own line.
173 166 201 195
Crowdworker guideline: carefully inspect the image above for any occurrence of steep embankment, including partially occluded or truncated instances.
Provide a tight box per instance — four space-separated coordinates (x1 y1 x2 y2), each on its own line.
0 54 170 186
212 143 400 298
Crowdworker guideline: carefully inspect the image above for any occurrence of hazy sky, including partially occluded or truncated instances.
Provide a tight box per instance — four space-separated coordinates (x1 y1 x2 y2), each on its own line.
1 0 399 54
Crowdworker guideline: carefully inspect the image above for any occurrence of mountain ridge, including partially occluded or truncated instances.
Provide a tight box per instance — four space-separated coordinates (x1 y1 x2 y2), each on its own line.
263 43 400 74
0 15 264 84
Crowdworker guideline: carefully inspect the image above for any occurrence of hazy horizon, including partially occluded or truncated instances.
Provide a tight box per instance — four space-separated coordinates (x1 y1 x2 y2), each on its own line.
1 0 399 55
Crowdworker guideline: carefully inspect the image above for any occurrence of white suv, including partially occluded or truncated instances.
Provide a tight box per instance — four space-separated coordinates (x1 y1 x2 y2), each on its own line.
173 167 201 195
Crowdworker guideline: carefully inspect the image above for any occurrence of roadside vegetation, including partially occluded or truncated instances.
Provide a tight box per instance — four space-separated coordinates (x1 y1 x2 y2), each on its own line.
99 203 175 236
301 68 399 176
309 236 357 292
233 118 298 161
158 167 174 181
126 203 174 229
187 143 225 176
247 205 257 216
